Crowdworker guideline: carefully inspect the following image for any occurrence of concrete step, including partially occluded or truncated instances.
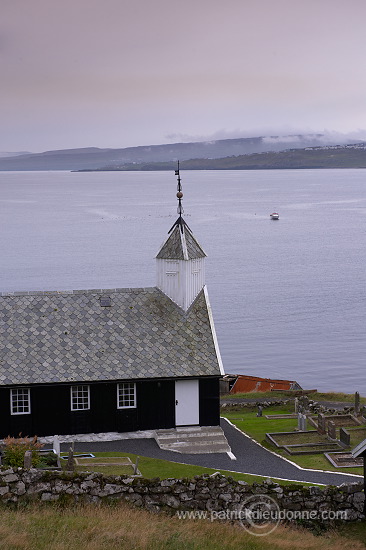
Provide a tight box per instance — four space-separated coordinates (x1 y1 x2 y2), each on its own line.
156 434 228 445
154 426 231 454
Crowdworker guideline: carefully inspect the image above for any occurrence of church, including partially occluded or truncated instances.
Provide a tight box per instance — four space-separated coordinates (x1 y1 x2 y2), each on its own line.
0 168 224 438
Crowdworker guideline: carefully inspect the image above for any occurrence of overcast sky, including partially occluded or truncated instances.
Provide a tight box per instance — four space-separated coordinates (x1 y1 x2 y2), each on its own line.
2 0 366 152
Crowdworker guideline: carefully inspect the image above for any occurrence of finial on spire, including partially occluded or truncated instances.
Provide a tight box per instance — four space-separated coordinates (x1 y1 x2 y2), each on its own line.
169 161 191 234
175 161 184 218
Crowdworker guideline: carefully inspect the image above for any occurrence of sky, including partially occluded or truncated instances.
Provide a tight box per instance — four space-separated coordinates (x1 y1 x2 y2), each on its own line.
2 0 366 152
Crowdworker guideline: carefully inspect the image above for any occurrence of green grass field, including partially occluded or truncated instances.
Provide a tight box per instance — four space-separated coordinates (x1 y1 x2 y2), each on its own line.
60 451 322 486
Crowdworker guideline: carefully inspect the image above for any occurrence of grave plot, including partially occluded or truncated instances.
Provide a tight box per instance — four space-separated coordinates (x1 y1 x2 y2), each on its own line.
74 456 141 476
264 414 298 420
283 443 342 455
267 431 327 446
332 415 363 427
325 452 364 468
308 414 363 430
266 431 343 455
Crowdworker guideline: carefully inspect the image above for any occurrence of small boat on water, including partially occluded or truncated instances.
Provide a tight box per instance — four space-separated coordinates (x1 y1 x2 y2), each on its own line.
270 212 279 220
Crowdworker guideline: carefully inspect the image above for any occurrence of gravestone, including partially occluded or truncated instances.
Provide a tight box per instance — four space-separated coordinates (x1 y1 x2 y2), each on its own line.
328 420 337 440
53 435 60 457
298 413 307 431
340 428 351 447
301 413 307 431
53 435 61 468
256 405 263 417
297 413 302 430
317 413 326 435
294 397 299 414
300 413 305 431
133 456 140 475
66 447 75 472
24 450 32 469
355 392 360 415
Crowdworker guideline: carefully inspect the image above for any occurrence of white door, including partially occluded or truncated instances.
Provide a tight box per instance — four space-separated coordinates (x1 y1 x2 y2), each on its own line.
175 380 199 426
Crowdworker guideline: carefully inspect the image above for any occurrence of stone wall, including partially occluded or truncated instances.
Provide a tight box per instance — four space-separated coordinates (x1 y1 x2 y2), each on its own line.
221 400 289 411
0 468 364 524
220 400 360 416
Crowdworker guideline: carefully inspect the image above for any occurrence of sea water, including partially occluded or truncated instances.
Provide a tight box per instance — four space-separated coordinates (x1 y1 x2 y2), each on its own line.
0 169 365 392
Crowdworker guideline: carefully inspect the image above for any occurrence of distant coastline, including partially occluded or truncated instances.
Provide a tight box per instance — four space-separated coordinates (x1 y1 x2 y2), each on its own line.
1 136 366 172
76 146 366 172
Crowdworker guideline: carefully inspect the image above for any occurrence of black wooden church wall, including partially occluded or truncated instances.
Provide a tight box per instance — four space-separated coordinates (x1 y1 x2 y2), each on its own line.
0 377 220 438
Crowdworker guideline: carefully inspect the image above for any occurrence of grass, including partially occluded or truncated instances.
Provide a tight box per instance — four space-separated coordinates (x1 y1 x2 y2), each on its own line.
222 391 366 403
0 501 366 550
221 405 364 475
60 451 321 487
349 429 366 447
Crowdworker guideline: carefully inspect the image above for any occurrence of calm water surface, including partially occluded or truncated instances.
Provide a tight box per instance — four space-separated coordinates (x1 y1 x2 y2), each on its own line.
0 169 365 392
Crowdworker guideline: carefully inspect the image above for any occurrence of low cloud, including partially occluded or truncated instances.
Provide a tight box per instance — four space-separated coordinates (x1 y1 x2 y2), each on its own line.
165 130 242 143
317 130 366 143
166 128 366 146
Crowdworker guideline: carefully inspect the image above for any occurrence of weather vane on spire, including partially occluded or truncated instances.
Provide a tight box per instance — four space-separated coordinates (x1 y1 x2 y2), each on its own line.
168 161 191 234
175 160 184 218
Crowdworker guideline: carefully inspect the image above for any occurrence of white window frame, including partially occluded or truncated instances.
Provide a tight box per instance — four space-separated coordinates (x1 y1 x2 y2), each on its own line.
70 385 90 411
117 383 136 409
10 388 31 415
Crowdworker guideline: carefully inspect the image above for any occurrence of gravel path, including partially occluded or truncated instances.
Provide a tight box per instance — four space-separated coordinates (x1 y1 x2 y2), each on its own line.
61 418 363 486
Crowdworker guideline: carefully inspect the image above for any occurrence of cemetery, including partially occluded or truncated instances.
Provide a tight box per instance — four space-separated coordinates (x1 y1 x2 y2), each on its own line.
221 391 366 475
263 392 366 465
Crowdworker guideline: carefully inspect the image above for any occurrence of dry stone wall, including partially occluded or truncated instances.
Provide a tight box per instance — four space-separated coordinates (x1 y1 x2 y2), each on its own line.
0 468 364 525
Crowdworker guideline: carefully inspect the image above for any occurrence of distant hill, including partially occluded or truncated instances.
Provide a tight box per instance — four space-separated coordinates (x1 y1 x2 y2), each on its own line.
0 134 359 171
81 143 366 171
0 151 31 159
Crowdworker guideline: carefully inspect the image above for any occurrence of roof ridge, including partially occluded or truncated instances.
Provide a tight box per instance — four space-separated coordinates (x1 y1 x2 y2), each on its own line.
0 287 157 297
180 227 189 260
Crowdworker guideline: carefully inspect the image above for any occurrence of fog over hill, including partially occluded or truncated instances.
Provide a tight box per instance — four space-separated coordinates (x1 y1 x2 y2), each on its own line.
0 134 361 171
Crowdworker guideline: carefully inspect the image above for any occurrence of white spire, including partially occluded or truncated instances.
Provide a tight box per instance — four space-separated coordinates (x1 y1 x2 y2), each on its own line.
155 166 206 311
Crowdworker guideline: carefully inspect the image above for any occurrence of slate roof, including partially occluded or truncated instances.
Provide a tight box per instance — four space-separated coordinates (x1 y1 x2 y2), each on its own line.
156 223 206 260
0 287 221 386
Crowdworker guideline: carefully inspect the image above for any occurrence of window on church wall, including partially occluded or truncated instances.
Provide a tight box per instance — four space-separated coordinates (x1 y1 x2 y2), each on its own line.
10 388 31 415
70 385 90 411
117 383 136 408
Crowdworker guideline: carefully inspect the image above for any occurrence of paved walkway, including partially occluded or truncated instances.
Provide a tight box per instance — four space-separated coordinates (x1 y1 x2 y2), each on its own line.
59 418 363 486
